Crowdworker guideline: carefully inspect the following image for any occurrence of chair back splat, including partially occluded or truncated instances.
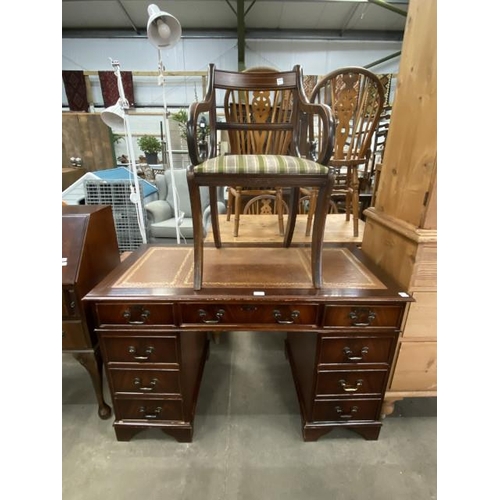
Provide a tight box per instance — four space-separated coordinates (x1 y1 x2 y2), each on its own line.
223 65 294 237
302 67 385 238
186 64 335 290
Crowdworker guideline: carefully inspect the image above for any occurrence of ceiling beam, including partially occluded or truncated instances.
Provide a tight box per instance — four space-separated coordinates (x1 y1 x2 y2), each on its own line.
237 0 245 70
62 28 403 41
367 0 408 17
115 0 141 35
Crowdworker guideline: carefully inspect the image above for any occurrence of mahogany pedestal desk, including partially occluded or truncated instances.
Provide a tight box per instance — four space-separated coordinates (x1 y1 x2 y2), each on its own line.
62 205 121 419
83 243 412 442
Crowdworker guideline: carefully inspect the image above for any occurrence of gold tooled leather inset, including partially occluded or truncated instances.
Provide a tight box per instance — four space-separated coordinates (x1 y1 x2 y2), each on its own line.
112 246 386 290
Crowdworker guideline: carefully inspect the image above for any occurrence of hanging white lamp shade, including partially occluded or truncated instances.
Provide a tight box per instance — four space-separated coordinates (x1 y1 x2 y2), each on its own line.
147 4 182 49
101 101 125 130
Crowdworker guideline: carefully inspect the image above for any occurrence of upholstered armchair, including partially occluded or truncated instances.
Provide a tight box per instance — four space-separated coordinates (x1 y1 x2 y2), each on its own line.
145 170 226 242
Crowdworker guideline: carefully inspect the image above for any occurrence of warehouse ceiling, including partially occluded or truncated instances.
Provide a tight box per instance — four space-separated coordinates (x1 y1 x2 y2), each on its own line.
62 0 408 40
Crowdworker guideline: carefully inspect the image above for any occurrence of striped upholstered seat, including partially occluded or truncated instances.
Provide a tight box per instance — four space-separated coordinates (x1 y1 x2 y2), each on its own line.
194 155 329 175
185 64 335 291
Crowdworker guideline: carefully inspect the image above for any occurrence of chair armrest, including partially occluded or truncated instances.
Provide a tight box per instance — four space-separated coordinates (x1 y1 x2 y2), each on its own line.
187 99 213 167
187 65 219 167
298 99 334 166
144 200 173 223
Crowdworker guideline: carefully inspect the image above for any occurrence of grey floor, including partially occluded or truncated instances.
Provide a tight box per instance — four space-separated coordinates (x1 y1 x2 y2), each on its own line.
62 331 437 500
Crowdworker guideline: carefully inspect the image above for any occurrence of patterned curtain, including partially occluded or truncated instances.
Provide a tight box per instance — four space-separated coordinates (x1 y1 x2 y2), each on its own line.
62 70 89 112
302 75 318 100
377 73 394 107
98 71 135 108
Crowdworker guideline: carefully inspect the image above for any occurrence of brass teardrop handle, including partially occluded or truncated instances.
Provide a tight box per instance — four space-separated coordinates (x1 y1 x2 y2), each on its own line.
198 308 225 324
273 309 300 324
348 308 376 326
122 307 150 325
335 406 358 419
339 379 363 392
139 406 162 419
133 377 159 391
128 345 154 360
343 346 369 362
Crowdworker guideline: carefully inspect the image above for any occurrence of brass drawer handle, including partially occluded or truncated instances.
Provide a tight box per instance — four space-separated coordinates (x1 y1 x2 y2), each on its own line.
133 377 159 391
343 346 369 362
128 346 154 360
198 308 225 324
335 405 358 419
123 307 150 325
339 379 363 393
273 309 300 325
139 406 162 419
348 308 376 327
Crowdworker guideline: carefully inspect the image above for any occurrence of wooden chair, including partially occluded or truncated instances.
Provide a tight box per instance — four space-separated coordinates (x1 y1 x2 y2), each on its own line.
302 67 385 237
243 194 289 216
299 195 338 215
225 66 287 237
186 64 335 290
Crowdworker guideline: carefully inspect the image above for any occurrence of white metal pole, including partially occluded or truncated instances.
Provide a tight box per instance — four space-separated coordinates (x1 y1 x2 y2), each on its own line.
158 50 181 244
113 60 147 244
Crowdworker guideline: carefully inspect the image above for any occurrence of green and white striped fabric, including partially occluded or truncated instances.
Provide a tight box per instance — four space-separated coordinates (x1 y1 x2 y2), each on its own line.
194 155 328 175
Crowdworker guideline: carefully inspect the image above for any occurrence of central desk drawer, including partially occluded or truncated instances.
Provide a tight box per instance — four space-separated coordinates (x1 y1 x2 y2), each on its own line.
108 367 181 395
180 303 319 326
95 303 175 326
100 333 179 364
323 305 404 329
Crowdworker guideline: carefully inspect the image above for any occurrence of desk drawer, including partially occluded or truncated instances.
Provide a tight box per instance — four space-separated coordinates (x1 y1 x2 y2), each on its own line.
319 335 395 365
180 303 318 326
100 333 179 364
114 398 184 422
62 320 90 350
108 367 181 395
95 303 175 326
311 398 380 422
323 305 404 329
316 369 388 397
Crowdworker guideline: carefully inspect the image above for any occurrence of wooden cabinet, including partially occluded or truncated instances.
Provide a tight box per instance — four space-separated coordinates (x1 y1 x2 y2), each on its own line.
361 0 437 414
62 205 121 419
83 244 412 442
62 112 115 171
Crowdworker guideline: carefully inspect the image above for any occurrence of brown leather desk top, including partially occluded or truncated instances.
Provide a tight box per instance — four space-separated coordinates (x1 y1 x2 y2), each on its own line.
85 244 411 302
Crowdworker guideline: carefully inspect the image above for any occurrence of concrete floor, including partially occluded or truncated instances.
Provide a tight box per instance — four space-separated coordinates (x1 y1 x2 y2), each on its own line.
62 331 437 500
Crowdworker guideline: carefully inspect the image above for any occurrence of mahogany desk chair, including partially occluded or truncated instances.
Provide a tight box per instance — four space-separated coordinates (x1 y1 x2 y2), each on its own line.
302 67 385 238
225 66 288 237
186 64 335 290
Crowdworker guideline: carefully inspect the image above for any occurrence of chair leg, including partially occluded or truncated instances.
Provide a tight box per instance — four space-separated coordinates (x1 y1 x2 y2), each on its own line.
305 188 317 237
233 188 241 237
226 188 233 221
276 187 284 236
284 187 299 247
310 176 334 289
345 189 351 222
351 179 359 238
209 186 221 248
187 176 205 290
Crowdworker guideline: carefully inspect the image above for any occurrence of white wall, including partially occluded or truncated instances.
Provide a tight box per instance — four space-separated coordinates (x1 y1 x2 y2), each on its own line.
62 36 401 106
62 35 401 163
